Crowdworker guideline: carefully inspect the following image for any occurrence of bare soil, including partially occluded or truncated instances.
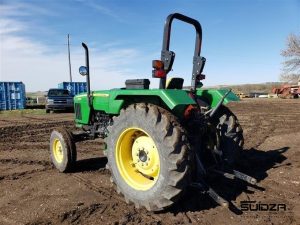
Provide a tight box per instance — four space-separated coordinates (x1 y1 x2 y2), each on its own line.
0 98 299 225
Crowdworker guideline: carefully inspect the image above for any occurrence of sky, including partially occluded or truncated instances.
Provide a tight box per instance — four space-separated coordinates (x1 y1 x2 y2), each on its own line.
0 0 299 92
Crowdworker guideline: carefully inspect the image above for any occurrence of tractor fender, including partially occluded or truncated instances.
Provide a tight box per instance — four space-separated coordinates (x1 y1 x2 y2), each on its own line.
196 89 239 108
110 89 196 117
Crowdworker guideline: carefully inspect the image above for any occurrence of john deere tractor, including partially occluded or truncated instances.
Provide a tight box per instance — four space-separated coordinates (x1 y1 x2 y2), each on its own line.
50 13 256 211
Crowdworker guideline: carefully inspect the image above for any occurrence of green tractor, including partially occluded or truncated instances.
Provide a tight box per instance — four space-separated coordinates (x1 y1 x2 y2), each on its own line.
50 13 256 211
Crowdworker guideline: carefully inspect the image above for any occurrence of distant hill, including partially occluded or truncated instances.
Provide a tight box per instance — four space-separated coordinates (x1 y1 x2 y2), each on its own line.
198 82 284 94
26 91 47 98
213 82 283 94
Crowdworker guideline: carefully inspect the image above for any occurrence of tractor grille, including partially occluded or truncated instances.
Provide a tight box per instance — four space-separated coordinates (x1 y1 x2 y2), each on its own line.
75 103 82 120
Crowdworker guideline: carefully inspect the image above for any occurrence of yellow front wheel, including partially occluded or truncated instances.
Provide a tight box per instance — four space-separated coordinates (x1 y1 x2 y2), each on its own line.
50 128 77 172
53 138 64 163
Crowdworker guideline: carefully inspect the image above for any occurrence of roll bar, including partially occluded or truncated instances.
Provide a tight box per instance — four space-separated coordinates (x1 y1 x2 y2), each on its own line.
159 13 206 90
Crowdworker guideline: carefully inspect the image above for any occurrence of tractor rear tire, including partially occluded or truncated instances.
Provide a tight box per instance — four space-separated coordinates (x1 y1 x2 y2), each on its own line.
211 105 244 166
50 127 77 172
106 103 191 211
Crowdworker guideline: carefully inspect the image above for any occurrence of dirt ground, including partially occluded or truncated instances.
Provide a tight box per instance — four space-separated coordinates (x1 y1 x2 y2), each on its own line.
0 98 299 225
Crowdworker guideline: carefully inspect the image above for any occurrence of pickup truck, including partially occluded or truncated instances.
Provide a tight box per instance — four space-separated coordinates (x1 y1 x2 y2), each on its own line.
46 88 74 113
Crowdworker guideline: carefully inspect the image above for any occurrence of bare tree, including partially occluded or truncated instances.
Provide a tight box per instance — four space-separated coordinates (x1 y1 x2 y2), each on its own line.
279 73 300 83
280 33 300 83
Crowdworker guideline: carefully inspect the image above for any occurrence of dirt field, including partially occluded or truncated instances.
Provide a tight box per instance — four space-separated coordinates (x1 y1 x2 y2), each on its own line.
0 98 299 225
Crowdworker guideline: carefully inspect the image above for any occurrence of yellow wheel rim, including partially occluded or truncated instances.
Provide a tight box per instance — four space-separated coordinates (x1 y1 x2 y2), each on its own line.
115 127 160 191
53 138 63 163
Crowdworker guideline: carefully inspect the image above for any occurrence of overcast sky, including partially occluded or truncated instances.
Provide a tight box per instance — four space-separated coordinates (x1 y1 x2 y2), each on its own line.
0 0 299 92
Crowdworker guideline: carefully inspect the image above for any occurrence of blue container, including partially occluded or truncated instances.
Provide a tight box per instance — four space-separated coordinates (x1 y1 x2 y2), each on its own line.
58 82 87 96
0 82 26 110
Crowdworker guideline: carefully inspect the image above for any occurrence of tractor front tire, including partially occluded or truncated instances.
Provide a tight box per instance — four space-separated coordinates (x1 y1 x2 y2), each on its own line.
50 127 77 172
106 104 191 211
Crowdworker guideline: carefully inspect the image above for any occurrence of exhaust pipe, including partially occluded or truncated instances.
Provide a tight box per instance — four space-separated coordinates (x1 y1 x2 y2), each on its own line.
80 42 92 108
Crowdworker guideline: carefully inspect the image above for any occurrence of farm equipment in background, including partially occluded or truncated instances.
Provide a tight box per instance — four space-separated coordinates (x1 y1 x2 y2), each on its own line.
235 91 249 99
272 84 300 99
49 13 256 211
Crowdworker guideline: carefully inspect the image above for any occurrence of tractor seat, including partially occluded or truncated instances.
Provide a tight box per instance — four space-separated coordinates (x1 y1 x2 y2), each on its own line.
166 77 184 89
125 79 150 89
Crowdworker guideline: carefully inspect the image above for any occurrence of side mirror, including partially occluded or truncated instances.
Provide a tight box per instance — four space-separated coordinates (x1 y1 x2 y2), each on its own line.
79 66 88 76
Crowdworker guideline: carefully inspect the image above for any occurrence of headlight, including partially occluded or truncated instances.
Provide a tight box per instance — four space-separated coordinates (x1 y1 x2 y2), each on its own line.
47 99 54 103
67 99 73 103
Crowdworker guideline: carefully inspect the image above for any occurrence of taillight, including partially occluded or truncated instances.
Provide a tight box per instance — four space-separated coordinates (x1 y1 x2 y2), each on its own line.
152 60 166 78
152 69 166 78
152 60 164 69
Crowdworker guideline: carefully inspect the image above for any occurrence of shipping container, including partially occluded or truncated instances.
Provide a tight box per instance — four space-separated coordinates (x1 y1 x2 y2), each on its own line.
58 82 87 96
0 82 26 110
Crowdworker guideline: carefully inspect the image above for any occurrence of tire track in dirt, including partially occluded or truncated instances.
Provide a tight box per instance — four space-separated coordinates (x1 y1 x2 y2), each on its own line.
0 121 73 137
0 118 29 127
0 158 53 181
0 121 75 148
0 142 48 151
0 168 49 181
0 158 52 167
71 173 124 202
